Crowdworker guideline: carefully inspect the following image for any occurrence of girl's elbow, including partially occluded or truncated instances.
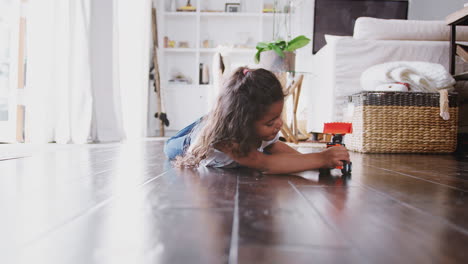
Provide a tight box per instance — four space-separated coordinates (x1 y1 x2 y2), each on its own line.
237 153 269 172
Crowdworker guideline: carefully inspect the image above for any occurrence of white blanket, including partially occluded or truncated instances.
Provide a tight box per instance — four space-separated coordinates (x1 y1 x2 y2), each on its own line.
361 61 455 92
361 61 454 120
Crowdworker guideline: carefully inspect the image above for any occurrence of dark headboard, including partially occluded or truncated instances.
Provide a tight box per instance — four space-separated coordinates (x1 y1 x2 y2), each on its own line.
313 0 409 54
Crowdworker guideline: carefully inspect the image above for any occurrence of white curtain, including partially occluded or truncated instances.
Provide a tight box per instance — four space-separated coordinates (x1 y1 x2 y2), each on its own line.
25 0 151 144
116 0 151 140
27 0 94 143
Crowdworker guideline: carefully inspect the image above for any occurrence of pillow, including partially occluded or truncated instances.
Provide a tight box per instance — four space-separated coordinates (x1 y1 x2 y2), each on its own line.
354 17 468 41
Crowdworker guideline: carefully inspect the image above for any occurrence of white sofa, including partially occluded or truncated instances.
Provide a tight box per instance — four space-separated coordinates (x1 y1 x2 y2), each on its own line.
307 17 468 133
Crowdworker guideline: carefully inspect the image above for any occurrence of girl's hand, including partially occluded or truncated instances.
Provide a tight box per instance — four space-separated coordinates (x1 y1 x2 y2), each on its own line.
319 146 350 168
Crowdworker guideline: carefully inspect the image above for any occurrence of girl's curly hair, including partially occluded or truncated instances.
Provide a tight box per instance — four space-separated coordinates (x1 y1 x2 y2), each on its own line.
174 67 284 168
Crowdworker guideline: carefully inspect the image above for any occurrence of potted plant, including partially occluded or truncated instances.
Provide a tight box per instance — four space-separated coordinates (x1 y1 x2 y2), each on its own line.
254 35 310 72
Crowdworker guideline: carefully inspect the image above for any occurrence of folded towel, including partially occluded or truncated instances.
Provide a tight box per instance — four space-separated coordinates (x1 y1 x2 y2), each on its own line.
361 61 455 92
367 83 409 92
361 61 455 120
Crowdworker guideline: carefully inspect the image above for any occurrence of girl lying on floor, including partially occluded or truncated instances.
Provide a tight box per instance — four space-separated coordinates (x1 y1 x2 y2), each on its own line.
164 67 349 174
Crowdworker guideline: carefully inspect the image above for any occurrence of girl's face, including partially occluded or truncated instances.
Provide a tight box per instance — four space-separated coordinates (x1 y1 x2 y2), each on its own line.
254 100 284 141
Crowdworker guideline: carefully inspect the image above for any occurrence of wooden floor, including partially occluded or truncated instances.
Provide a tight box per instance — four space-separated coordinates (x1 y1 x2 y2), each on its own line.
2 139 468 264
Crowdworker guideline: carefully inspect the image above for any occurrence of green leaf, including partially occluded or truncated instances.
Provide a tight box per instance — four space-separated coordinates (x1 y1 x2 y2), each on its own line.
273 39 287 50
285 35 310 52
275 39 286 46
256 42 269 49
270 44 285 58
254 48 263 63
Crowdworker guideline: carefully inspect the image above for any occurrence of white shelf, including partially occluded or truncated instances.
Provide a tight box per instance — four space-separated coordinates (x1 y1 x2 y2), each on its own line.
200 12 262 17
262 13 288 17
163 11 196 17
199 48 256 53
166 84 212 89
162 48 197 53
163 12 275 17
162 48 255 53
165 82 195 88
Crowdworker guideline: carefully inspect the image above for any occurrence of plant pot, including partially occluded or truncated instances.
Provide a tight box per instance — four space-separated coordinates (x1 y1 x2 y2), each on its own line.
259 50 296 72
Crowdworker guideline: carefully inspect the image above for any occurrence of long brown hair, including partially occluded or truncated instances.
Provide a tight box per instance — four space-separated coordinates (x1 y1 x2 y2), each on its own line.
174 67 284 167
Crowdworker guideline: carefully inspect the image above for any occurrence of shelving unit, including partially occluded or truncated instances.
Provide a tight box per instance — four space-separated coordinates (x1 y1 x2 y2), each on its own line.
155 0 276 132
447 6 468 79
446 6 468 145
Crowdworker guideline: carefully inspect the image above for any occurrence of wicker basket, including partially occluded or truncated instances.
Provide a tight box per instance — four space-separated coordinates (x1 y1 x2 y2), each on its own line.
346 92 458 153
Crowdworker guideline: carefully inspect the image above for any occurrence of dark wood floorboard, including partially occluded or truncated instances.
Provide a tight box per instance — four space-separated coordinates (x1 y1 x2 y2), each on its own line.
1 139 468 263
349 153 468 233
297 185 468 263
356 154 468 190
19 161 237 264
1 141 168 246
236 174 365 264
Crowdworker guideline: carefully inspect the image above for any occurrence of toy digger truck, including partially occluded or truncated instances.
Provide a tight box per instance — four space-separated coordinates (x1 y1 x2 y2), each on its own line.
319 122 352 176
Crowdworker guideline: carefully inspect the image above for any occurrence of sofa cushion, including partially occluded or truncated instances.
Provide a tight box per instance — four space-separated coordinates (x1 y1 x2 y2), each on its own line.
324 34 352 44
354 17 468 41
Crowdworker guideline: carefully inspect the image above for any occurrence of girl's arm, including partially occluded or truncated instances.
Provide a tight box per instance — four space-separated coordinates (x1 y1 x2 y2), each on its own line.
217 144 350 174
265 141 301 154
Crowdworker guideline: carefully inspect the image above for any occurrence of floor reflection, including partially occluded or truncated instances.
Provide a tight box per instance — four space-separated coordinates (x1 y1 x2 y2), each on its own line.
6 140 468 263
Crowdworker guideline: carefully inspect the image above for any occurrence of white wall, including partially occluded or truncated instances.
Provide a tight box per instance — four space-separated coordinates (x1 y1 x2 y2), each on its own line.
409 0 466 20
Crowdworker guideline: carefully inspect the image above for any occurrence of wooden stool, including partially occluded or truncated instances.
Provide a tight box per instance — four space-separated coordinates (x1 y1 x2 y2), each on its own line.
275 72 306 144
